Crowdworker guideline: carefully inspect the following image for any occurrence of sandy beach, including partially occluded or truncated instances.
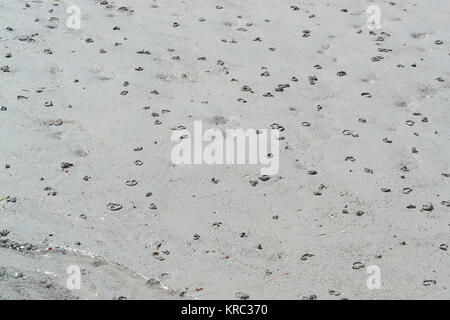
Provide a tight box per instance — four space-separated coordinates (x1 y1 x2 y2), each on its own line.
0 0 449 299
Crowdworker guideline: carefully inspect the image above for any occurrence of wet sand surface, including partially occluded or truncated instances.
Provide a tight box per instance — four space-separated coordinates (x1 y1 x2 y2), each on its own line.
1 0 449 299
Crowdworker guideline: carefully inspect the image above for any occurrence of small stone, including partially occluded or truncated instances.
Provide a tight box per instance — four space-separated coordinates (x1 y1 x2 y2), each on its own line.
300 253 314 261
125 180 138 186
107 203 123 211
403 188 413 194
423 280 436 286
61 162 73 169
352 262 365 270
301 295 317 300
211 177 219 184
0 230 10 237
235 292 250 300
328 290 341 296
